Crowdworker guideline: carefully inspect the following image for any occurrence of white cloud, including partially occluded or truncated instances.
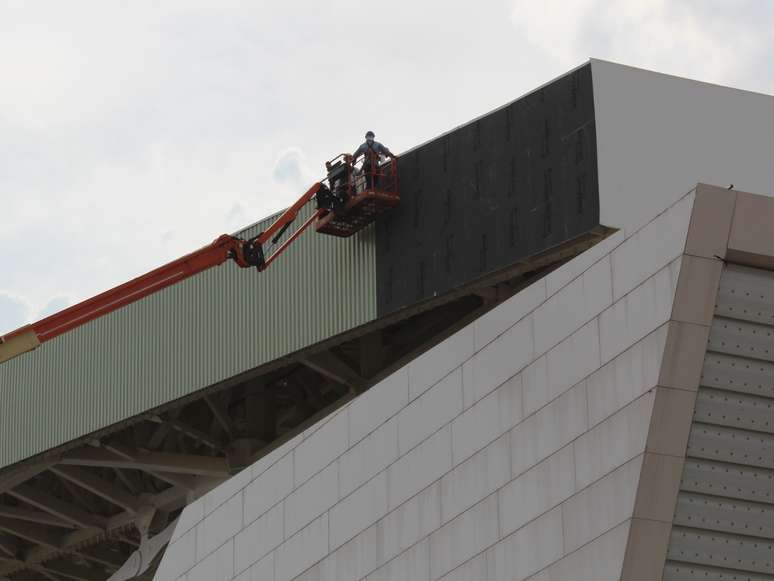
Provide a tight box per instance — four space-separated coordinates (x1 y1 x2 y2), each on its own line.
272 147 311 189
225 203 247 231
0 291 71 335
0 3 167 131
1 0 773 317
0 291 31 336
0 137 291 305
508 0 766 90
38 296 70 319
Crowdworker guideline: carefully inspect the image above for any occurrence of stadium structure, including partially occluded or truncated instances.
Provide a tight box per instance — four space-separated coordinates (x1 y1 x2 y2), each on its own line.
2 59 774 581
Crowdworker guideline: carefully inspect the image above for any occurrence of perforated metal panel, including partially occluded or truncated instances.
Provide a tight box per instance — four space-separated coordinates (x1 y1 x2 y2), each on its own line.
668 528 774 575
664 562 774 581
665 264 774 580
673 493 774 538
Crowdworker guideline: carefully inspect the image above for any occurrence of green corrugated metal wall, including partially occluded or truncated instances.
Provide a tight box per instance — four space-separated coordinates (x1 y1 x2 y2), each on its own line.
0 206 377 470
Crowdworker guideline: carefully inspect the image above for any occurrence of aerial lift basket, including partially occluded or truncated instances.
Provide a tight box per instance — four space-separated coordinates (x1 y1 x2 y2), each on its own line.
316 154 400 237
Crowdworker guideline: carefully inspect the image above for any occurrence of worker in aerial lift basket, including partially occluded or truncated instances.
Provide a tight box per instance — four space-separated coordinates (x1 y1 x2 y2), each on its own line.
351 131 394 191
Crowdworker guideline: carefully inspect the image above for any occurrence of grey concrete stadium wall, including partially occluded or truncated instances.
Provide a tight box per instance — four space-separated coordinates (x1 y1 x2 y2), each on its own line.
153 185 704 581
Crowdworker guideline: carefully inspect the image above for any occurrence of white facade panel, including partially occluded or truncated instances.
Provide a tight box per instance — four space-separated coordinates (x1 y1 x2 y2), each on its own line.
592 59 774 235
155 192 695 581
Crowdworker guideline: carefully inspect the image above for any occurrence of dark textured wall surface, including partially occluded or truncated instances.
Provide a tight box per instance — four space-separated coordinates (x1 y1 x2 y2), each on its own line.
376 64 600 316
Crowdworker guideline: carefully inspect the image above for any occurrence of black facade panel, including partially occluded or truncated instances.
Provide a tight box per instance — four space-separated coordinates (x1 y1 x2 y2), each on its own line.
376 64 600 316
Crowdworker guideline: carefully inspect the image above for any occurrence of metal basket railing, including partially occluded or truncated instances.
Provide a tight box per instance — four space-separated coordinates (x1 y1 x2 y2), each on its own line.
324 153 398 201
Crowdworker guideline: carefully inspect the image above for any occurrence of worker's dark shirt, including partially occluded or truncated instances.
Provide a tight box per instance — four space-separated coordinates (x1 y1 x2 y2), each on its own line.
353 140 392 159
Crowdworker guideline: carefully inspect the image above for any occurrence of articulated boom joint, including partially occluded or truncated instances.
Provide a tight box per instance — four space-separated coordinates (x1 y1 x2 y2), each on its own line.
227 236 266 270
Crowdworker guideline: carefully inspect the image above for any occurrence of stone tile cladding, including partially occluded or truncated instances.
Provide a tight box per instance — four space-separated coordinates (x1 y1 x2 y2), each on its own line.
154 191 698 581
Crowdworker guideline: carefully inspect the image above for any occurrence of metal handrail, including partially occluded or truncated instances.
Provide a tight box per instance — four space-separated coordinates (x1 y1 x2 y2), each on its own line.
324 153 398 201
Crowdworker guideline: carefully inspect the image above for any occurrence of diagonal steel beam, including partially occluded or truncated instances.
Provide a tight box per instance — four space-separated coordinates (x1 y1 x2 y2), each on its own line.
146 471 197 492
74 545 124 570
0 505 73 529
0 555 25 576
300 351 366 391
146 416 222 451
62 446 229 477
14 479 219 576
100 446 199 491
0 471 227 578
37 560 105 581
33 567 68 581
204 395 233 437
0 461 55 495
0 532 18 558
112 469 138 496
0 518 60 550
147 423 172 451
50 466 140 515
115 533 139 548
58 480 98 516
7 485 105 530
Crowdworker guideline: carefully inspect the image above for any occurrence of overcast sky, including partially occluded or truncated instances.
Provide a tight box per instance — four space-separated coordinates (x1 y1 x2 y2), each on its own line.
1 0 773 335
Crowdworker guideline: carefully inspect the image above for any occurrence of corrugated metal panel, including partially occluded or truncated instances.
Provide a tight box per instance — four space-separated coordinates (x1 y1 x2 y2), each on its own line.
0 204 376 469
664 264 774 580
